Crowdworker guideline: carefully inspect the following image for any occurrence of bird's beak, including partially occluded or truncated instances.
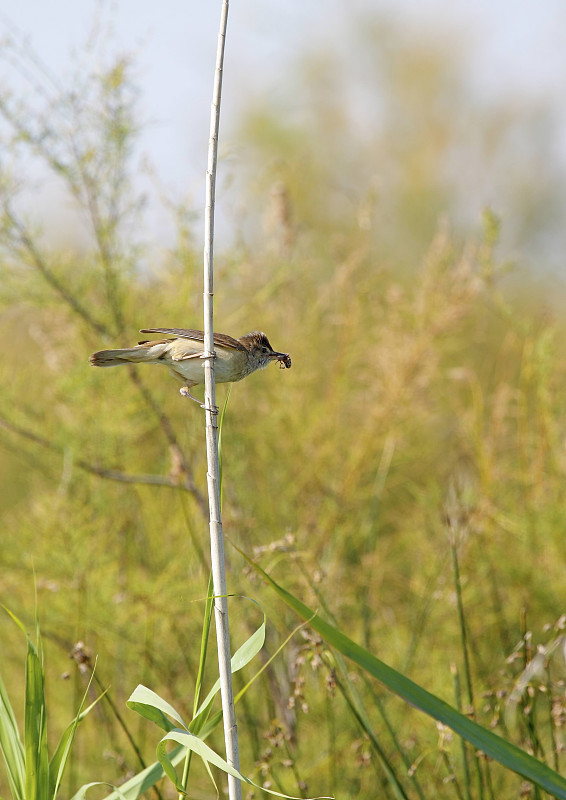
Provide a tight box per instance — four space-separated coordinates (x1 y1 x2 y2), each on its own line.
271 351 292 369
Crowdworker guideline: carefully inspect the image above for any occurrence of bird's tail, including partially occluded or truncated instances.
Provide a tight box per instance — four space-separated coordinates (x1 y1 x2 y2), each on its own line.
90 342 169 367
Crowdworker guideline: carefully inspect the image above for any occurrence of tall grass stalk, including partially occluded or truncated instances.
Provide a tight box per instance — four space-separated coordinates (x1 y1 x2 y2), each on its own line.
448 536 482 799
201 2 242 800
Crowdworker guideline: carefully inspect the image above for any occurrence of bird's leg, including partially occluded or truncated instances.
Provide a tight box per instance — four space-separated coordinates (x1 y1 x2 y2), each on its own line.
180 385 202 403
180 385 219 414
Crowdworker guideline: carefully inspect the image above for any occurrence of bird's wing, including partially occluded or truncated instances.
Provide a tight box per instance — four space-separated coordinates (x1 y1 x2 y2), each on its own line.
140 328 245 351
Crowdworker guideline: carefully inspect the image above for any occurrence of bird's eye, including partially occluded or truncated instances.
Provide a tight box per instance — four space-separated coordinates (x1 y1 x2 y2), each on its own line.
262 346 269 353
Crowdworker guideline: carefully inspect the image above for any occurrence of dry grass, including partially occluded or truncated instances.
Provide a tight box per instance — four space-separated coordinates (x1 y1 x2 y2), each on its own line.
1 26 566 797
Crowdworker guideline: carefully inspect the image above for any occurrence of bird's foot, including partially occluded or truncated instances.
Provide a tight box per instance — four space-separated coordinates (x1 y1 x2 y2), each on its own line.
180 385 219 414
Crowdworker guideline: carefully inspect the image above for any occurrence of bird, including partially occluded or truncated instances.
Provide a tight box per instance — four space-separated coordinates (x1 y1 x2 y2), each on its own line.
89 327 291 403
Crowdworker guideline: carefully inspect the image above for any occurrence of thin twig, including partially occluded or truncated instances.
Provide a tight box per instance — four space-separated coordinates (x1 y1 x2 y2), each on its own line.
1 113 198 514
1 208 203 506
3 203 111 338
0 210 202 503
0 413 206 502
201 2 242 800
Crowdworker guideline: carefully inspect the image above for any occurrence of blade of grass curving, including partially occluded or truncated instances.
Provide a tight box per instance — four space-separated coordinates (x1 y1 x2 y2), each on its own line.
283 562 425 799
128 611 326 798
0 666 25 800
449 533 481 800
451 662 472 800
95 616 325 800
242 552 566 800
1 604 27 634
296 568 425 800
157 729 332 800
127 685 187 732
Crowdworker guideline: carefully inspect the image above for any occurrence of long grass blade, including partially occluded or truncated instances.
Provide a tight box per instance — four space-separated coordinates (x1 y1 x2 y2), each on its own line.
157 729 331 800
50 677 107 798
0 665 26 800
242 552 566 800
24 636 49 800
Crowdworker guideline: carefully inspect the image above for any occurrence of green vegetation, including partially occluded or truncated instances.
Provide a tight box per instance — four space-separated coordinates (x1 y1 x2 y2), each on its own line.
0 610 102 800
1 17 566 799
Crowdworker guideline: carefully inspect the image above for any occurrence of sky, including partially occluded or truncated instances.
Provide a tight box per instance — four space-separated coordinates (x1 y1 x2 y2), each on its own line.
1 0 565 258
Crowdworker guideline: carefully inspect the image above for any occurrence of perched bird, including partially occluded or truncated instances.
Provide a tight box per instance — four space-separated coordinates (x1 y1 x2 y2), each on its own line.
90 327 291 403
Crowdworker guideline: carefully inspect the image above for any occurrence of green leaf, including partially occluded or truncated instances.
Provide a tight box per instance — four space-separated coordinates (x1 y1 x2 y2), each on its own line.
1 606 100 800
157 729 330 800
0 665 26 800
24 636 49 800
127 612 328 800
50 677 106 798
1 605 28 635
242 552 566 800
127 685 186 732
129 612 266 740
193 616 266 720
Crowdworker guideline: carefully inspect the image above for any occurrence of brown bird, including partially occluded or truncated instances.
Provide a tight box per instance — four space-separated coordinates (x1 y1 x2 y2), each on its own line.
90 328 291 403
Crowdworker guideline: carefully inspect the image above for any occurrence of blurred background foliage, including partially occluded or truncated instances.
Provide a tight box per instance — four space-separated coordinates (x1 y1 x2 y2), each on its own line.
1 13 566 799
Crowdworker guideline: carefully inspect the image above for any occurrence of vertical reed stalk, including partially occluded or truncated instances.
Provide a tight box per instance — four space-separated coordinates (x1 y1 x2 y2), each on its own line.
201 2 242 799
